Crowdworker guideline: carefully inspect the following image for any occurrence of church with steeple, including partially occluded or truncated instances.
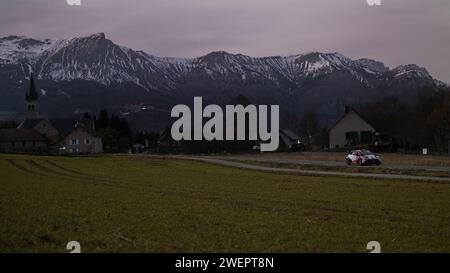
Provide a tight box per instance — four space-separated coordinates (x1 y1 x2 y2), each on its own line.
25 73 40 119
0 73 103 154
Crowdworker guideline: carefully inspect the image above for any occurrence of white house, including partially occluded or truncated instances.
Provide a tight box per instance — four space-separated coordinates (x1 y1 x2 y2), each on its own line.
329 107 376 149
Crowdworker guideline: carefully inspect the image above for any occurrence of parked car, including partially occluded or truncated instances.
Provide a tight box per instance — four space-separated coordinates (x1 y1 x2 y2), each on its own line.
346 150 382 166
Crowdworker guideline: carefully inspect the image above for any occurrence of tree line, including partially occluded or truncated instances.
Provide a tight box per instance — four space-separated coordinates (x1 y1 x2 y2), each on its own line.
356 85 450 153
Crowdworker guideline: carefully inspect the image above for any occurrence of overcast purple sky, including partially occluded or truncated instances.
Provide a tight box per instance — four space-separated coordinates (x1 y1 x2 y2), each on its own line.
1 0 449 82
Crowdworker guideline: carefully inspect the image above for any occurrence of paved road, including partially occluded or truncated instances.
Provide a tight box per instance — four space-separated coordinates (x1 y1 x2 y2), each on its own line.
205 155 450 172
175 156 450 182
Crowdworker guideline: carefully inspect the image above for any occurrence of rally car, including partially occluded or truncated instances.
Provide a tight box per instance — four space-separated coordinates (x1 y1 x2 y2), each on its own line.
345 150 382 166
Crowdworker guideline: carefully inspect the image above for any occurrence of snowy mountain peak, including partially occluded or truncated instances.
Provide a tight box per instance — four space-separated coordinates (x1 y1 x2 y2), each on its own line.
287 52 355 80
391 64 431 80
197 51 237 63
355 58 389 73
86 33 106 40
0 35 59 64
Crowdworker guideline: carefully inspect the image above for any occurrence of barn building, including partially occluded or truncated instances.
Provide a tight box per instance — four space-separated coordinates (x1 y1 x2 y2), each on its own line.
278 129 305 152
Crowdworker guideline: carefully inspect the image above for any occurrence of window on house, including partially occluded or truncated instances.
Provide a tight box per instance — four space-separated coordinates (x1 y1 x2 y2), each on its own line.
345 131 359 146
22 141 26 147
33 141 36 147
360 131 373 144
71 139 79 145
85 139 91 145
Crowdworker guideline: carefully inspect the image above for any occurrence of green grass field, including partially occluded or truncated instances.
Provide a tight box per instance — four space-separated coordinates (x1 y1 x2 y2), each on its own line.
0 154 449 253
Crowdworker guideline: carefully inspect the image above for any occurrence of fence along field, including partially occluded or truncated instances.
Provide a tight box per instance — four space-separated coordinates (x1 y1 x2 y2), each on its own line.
0 154 449 252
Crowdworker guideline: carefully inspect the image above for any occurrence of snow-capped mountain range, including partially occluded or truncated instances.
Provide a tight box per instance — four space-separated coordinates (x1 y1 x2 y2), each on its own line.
0 33 443 129
0 33 435 89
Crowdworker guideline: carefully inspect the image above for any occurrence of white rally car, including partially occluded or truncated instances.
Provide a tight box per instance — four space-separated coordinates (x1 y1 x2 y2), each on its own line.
346 150 382 166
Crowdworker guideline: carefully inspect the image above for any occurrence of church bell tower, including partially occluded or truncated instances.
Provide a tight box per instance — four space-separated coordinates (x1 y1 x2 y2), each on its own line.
25 73 39 119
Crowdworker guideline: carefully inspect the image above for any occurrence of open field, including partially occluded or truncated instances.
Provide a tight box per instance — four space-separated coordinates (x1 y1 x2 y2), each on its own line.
1 154 450 252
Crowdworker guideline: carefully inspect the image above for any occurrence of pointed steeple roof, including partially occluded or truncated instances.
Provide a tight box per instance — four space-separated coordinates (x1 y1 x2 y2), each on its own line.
26 73 38 102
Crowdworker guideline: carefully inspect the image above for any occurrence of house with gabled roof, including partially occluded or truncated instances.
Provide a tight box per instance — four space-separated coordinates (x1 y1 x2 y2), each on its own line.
329 107 376 149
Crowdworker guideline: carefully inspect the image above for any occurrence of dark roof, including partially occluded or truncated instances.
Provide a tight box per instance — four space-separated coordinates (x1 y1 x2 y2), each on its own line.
49 118 79 135
18 118 94 136
18 118 44 129
330 108 375 130
26 73 38 102
66 125 100 137
0 129 46 142
158 127 172 142
280 129 300 140
278 129 301 148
